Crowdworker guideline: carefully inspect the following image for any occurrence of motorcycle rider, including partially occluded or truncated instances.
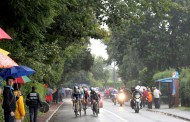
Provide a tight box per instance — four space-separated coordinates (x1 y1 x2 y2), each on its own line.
130 86 143 109
71 86 81 114
111 89 118 103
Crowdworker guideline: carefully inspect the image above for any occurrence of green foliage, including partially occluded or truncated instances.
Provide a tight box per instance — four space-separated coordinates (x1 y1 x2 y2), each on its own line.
104 82 124 89
106 0 190 86
153 69 175 80
126 80 139 89
91 56 110 82
0 0 108 83
89 80 104 88
179 68 190 106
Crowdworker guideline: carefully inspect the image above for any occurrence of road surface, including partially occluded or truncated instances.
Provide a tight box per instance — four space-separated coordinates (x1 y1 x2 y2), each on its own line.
49 99 187 122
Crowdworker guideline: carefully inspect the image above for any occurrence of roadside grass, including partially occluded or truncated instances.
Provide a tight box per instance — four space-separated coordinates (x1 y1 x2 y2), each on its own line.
177 106 190 111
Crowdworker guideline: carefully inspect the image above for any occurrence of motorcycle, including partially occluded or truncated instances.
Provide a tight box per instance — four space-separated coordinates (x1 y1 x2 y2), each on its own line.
92 99 99 116
133 92 141 113
112 93 117 105
117 92 125 106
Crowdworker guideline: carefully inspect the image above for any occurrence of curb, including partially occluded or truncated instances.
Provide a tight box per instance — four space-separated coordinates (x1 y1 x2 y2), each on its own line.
106 99 190 121
45 102 64 122
146 109 190 121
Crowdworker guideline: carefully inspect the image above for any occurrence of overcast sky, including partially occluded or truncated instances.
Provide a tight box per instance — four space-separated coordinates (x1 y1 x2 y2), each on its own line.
89 38 108 60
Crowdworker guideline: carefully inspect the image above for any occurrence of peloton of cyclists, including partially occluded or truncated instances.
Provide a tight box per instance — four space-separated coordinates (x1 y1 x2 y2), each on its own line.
72 86 101 115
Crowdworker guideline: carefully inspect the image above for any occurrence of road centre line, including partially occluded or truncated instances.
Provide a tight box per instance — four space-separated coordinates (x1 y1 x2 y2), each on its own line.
102 108 129 122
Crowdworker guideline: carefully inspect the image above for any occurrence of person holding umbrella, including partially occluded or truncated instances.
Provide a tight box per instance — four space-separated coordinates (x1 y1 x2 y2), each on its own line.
2 76 20 122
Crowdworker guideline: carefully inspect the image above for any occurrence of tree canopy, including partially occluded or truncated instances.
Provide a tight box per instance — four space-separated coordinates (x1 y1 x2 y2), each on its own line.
0 0 186 87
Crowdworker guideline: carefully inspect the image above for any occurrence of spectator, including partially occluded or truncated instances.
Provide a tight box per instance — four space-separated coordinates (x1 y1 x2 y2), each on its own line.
58 87 63 102
2 76 19 122
26 86 42 122
45 88 54 104
142 88 148 107
53 88 58 104
147 88 153 109
13 83 25 122
153 87 161 109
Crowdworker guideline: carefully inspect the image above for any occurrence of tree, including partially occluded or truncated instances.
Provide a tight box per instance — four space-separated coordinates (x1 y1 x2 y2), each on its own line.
105 0 189 85
91 56 110 83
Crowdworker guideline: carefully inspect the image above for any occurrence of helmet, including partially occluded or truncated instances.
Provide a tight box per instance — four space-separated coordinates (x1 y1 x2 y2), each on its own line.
74 86 78 91
95 90 99 94
83 88 87 91
90 87 94 91
135 85 140 90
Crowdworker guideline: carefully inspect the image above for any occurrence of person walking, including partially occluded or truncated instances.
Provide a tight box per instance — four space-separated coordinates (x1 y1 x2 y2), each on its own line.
13 83 25 122
26 86 42 122
2 76 19 122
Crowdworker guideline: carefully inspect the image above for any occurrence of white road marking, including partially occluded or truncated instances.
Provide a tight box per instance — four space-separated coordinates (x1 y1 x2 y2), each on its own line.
46 102 64 122
102 108 129 122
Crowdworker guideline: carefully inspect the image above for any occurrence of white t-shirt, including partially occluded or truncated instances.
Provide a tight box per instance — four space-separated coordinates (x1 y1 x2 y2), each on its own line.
153 89 161 98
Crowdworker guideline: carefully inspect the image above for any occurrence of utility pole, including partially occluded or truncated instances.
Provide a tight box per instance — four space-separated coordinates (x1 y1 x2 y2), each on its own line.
113 61 116 88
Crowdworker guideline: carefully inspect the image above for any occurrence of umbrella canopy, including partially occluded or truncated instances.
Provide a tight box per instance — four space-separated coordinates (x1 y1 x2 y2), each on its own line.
0 28 12 40
0 48 10 55
14 76 31 84
65 88 72 90
48 88 54 95
0 52 18 68
0 65 35 79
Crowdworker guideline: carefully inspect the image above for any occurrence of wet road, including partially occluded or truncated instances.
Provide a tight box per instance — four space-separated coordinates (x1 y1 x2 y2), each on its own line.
49 99 187 122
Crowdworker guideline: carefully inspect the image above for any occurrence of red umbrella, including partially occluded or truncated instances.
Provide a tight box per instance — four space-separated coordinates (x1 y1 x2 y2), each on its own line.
14 76 31 84
0 28 12 40
0 52 18 68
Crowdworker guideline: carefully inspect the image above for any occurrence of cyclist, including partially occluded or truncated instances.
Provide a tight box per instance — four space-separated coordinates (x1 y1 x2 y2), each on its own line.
71 86 81 114
83 88 89 106
90 88 100 113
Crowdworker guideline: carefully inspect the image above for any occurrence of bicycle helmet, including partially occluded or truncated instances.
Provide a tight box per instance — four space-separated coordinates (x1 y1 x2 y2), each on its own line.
74 86 78 92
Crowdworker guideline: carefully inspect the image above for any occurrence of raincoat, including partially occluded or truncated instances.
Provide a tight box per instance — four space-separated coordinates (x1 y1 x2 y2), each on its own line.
147 92 153 102
14 90 25 119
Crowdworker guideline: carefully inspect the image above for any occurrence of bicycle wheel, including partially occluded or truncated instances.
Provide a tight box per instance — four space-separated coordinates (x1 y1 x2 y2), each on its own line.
79 100 82 117
74 101 78 117
84 102 87 115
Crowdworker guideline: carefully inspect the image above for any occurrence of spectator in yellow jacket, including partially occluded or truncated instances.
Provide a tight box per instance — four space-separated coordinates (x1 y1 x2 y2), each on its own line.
13 83 25 122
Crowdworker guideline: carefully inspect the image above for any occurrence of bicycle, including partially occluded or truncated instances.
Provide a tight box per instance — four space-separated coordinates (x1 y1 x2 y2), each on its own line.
82 98 88 115
73 98 82 117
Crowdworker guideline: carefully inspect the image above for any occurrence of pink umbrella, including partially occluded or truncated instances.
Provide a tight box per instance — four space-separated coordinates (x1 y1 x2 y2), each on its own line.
0 28 12 40
0 52 18 68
